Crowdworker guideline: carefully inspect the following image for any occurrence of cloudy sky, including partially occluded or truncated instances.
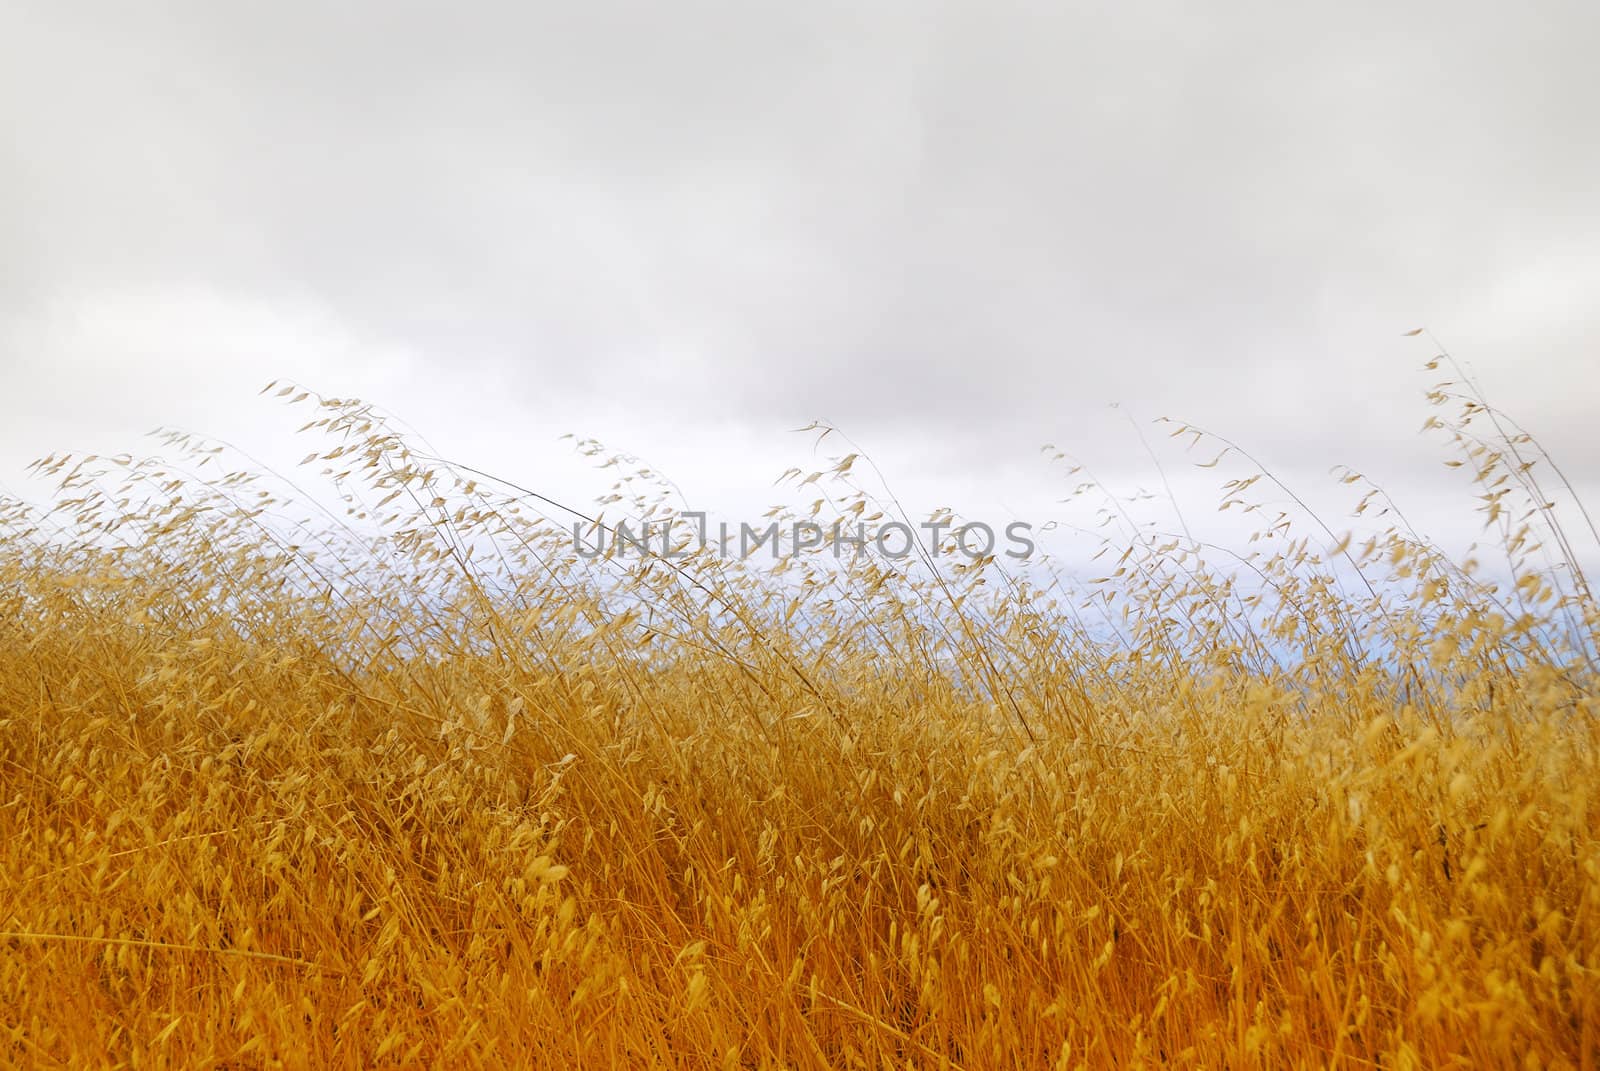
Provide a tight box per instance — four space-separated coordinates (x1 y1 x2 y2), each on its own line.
3 1 1597 566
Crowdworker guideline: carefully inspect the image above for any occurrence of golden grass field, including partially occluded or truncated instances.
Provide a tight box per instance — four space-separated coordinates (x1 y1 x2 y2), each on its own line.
2 366 1596 1069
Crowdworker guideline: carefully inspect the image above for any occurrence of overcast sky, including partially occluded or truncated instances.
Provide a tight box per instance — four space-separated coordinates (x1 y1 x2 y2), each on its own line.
3 1 1597 567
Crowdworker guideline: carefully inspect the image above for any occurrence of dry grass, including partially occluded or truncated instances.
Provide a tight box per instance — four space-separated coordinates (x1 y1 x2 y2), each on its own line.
2 361 1596 1069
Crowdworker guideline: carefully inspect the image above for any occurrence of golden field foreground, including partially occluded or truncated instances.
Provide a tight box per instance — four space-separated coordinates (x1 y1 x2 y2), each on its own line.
2 379 1597 1069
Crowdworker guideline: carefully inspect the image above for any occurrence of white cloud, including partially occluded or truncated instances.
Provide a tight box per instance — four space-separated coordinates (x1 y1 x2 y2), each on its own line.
2 0 1596 569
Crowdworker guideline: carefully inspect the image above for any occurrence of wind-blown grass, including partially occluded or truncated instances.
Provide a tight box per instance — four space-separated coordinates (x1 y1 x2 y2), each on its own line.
1 357 1596 1068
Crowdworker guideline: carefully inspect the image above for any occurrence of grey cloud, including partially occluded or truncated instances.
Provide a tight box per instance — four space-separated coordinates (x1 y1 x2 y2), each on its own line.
2 0 1597 525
